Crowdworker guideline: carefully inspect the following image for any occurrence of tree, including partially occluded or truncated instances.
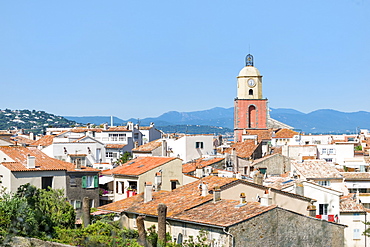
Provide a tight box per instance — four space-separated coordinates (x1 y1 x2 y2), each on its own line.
116 152 132 165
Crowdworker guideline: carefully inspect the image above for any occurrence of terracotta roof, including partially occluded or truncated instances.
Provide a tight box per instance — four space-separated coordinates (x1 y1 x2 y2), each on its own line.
340 194 366 213
139 126 153 130
274 129 298 139
98 176 237 217
182 157 224 173
292 160 343 179
103 127 132 132
31 135 55 147
172 200 276 227
225 140 259 159
340 172 370 180
264 177 297 190
243 129 274 141
0 146 99 172
132 140 162 152
106 144 127 149
11 136 35 145
103 157 178 176
70 128 103 133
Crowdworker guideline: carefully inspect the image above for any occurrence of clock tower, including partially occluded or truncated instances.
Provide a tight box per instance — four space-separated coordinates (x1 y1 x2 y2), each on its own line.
234 54 268 142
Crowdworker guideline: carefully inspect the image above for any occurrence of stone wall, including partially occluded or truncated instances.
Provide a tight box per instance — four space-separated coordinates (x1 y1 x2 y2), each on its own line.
253 154 291 176
10 237 74 247
229 207 345 247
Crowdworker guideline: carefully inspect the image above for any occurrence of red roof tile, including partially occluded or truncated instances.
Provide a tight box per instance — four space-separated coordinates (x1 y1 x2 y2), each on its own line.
182 157 224 173
0 146 99 172
103 157 178 176
274 129 298 139
31 135 55 147
132 140 162 152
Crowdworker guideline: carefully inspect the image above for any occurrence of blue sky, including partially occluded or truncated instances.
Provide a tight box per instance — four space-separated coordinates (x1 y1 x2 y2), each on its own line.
0 0 369 120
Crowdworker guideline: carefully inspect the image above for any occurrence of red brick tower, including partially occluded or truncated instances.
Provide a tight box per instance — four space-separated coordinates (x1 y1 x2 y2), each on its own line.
234 54 268 142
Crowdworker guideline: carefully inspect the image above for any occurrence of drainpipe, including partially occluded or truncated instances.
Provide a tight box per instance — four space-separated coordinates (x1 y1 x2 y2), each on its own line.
223 227 234 247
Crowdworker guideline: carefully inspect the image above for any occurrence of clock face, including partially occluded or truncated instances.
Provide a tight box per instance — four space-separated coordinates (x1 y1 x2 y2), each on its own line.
248 79 256 87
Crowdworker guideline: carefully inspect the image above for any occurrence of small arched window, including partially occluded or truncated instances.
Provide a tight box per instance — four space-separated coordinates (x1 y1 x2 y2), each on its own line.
249 89 253 95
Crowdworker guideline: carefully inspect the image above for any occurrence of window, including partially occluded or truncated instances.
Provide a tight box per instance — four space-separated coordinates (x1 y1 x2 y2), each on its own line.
324 158 333 162
70 176 76 187
42 177 53 190
353 213 361 221
249 89 253 95
318 180 331 187
319 204 329 215
82 175 98 188
171 181 177 190
353 229 361 240
196 142 204 149
0 175 2 184
70 200 82 209
328 148 335 154
321 148 327 154
106 152 113 158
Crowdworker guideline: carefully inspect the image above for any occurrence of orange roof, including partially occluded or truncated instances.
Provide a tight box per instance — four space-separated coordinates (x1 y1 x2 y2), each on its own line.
182 157 224 173
106 144 127 149
11 136 35 145
104 127 132 132
224 140 259 159
99 176 237 217
274 129 298 139
244 129 274 141
132 140 162 152
104 157 178 176
70 128 103 133
340 194 366 212
0 146 99 172
31 135 55 147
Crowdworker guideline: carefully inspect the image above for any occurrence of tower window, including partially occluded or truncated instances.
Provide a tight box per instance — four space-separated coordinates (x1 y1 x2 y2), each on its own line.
249 89 253 95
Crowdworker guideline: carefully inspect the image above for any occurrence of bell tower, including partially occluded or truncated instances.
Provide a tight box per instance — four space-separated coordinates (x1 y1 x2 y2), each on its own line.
234 54 268 142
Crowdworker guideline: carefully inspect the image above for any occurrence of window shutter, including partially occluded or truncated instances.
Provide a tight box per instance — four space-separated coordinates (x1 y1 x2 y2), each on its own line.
82 176 87 188
94 175 99 188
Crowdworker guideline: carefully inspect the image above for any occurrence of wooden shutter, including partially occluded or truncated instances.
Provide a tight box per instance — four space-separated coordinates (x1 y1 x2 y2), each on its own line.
82 176 87 188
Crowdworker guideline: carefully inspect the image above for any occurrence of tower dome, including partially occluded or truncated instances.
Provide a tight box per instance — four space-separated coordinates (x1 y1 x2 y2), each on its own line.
238 66 261 77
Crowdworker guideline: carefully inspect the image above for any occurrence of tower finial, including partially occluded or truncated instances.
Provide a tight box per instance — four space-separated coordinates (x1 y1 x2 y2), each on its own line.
245 54 253 66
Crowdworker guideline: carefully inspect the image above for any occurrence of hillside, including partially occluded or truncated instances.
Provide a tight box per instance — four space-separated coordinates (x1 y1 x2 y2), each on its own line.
0 109 78 134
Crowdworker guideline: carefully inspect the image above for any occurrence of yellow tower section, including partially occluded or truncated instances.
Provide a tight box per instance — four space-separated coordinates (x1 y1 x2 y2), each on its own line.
236 54 263 100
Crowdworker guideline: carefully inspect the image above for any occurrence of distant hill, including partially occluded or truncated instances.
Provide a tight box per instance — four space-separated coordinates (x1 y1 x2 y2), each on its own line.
65 107 370 134
0 109 78 134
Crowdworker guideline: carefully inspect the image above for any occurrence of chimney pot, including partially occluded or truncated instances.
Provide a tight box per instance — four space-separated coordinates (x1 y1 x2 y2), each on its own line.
144 182 153 203
213 186 221 203
240 192 246 204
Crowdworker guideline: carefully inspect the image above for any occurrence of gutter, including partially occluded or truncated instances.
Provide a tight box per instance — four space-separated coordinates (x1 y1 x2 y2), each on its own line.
223 227 234 247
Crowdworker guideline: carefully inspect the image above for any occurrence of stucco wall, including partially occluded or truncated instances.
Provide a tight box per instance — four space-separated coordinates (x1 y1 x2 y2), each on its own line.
253 154 291 176
230 208 345 247
12 170 66 193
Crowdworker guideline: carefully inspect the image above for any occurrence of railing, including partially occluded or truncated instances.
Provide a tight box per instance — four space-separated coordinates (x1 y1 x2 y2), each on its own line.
316 214 336 222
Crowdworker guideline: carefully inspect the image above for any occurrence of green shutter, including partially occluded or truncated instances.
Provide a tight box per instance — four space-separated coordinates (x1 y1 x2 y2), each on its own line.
82 176 87 188
94 175 99 188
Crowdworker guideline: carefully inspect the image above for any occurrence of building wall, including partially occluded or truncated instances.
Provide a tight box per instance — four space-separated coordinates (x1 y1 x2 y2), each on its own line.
340 212 368 247
230 208 345 247
65 171 100 216
282 145 317 161
234 99 268 142
317 144 354 165
253 154 291 176
0 166 12 193
11 170 66 193
220 183 311 216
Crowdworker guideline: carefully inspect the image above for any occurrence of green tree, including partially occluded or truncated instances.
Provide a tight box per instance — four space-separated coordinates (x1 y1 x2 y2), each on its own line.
116 152 132 165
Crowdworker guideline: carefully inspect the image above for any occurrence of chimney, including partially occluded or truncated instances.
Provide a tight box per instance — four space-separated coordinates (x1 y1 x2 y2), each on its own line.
127 122 133 130
154 172 162 191
110 116 114 127
144 182 153 203
161 140 167 157
295 181 304 196
103 123 108 130
240 192 246 204
213 186 221 203
134 141 139 149
26 155 36 169
307 204 317 217
201 182 208 197
260 189 272 206
195 165 203 178
253 172 263 185
150 122 155 128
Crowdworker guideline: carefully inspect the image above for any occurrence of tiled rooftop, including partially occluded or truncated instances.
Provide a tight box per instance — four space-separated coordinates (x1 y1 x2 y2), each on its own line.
292 160 343 179
182 157 224 173
98 176 237 217
274 129 298 139
132 140 162 152
0 146 99 172
102 156 178 176
31 135 55 147
243 129 274 141
224 140 259 159
340 172 370 180
340 194 366 213
106 144 127 149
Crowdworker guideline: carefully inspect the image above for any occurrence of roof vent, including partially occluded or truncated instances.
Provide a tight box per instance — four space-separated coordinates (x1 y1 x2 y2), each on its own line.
26 154 36 169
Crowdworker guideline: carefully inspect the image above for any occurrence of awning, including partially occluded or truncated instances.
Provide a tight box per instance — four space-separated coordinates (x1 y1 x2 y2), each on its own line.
99 176 114 185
